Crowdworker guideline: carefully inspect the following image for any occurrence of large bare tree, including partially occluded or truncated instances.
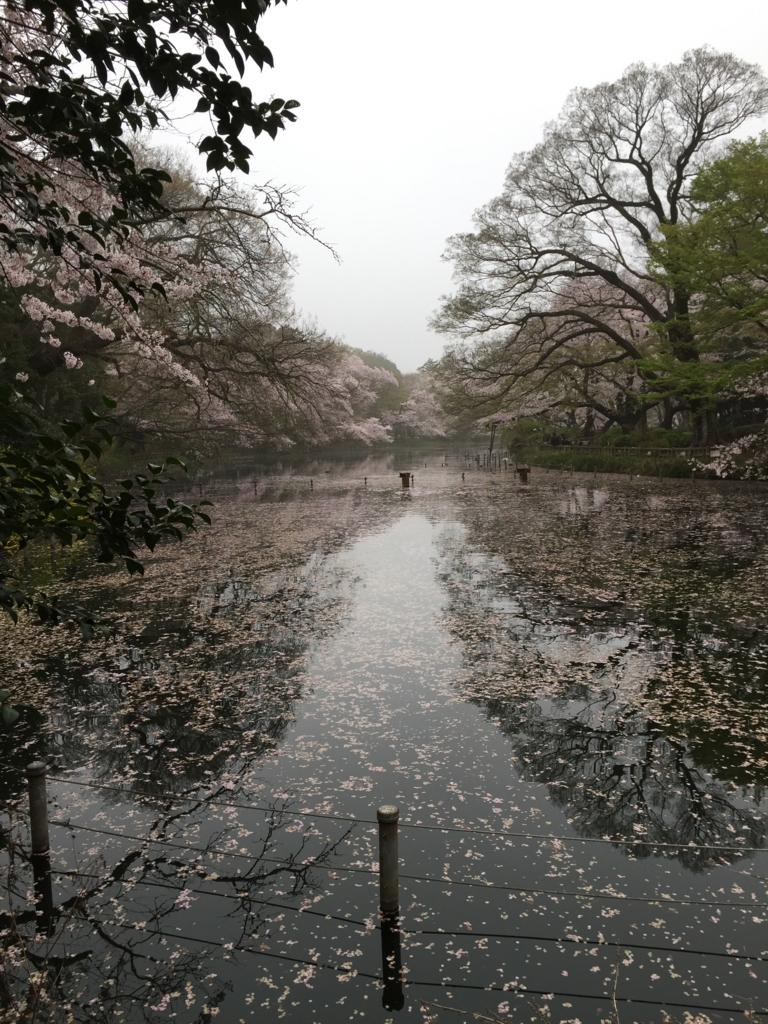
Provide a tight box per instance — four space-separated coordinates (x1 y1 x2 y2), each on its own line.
431 48 768 440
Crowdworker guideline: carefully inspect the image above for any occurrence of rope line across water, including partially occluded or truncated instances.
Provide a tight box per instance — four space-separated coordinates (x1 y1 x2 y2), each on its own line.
65 916 768 1017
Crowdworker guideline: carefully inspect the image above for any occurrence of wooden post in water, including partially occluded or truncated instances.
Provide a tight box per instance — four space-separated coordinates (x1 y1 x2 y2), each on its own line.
27 762 53 933
377 804 403 1010
377 804 399 913
27 761 49 861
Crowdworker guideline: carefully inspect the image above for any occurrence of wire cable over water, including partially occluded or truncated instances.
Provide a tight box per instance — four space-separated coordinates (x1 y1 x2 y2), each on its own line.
48 819 768 910
43 772 768 853
54 914 768 1017
50 866 768 964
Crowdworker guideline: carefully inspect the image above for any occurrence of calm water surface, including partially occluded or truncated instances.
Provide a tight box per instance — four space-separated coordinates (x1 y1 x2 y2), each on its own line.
2 454 768 1023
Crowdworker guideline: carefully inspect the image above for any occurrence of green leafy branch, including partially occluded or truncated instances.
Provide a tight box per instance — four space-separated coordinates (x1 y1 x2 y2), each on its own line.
0 384 211 638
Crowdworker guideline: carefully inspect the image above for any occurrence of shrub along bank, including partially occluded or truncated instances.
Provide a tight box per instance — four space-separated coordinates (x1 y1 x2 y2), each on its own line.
518 447 695 477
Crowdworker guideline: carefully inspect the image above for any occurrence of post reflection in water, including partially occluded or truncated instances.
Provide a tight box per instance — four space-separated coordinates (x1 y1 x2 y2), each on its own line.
32 854 54 937
380 910 405 1011
377 803 404 1010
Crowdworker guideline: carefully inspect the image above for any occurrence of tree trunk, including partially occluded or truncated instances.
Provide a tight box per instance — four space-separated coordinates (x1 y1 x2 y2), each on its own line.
488 421 497 456
660 399 677 431
691 405 717 447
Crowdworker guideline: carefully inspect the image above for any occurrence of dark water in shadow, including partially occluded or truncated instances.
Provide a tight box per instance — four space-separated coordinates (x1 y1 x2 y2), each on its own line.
3 456 768 1023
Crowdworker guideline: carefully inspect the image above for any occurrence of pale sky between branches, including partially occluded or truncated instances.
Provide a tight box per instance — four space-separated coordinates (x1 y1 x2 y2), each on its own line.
243 0 768 372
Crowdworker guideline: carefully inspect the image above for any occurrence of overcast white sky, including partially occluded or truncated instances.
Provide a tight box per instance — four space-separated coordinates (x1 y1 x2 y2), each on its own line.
235 0 768 372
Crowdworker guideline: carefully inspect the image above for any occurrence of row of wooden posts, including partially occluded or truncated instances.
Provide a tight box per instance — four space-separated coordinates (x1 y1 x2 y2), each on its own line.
399 464 531 487
250 458 532 497
253 459 700 496
23 764 406 1011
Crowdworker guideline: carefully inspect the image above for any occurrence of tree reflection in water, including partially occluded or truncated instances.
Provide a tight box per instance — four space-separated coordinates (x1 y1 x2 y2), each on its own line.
0 502 365 1021
4 468 768 1020
492 701 763 871
435 496 768 871
0 533 354 803
1 798 354 1021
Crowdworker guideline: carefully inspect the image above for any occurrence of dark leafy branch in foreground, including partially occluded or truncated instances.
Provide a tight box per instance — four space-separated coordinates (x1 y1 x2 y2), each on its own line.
0 385 211 647
1 0 299 297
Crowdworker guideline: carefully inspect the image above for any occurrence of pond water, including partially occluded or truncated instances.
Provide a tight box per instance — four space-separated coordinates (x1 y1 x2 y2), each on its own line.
3 453 768 1024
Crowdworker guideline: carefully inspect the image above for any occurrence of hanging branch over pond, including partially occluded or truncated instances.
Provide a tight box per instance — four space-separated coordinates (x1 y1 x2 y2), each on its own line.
0 385 210 646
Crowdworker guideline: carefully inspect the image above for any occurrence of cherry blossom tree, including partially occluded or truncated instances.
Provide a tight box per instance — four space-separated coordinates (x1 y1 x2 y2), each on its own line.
113 343 397 450
1 4 397 451
384 382 452 439
0 1 311 414
2 141 402 448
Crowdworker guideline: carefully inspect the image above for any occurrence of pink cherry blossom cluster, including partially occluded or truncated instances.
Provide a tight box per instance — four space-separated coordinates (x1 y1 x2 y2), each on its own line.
383 386 451 437
693 431 768 479
0 9 218 373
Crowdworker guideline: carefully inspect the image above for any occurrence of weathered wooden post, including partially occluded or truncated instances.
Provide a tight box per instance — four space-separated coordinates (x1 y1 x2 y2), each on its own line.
377 804 399 913
399 472 410 489
27 762 53 933
377 804 403 1010
27 762 50 863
